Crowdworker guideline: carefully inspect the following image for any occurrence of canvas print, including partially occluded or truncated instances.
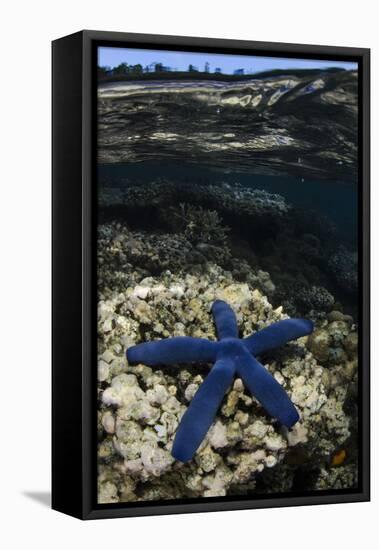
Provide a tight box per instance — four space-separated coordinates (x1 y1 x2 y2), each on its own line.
96 45 359 505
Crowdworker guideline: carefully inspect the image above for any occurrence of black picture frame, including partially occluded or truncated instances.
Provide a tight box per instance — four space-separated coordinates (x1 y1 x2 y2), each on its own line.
52 30 370 520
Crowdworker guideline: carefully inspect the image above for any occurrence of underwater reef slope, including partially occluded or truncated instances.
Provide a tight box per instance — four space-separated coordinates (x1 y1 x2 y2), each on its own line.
99 180 290 230
98 182 358 316
97 226 358 503
98 70 358 180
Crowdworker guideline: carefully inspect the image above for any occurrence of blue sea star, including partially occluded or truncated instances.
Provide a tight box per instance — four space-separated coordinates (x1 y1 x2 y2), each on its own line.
127 300 314 462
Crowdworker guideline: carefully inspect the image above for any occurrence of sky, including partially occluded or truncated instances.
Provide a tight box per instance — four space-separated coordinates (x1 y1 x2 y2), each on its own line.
98 46 358 74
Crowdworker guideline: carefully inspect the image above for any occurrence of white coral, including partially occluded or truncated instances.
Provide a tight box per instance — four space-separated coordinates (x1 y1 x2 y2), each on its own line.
97 262 355 502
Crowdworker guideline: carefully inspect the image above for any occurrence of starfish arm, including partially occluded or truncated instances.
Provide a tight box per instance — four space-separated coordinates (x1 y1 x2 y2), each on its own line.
211 299 239 340
243 318 314 356
236 346 299 427
172 357 236 462
126 337 218 366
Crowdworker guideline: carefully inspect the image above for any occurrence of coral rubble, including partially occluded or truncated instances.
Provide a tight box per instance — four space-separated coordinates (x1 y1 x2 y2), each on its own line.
97 226 358 502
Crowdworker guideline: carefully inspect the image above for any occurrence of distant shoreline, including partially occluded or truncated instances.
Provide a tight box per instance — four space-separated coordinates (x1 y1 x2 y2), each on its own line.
98 66 350 84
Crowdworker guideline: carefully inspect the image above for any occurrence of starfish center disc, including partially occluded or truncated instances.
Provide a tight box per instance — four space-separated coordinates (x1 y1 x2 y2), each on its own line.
218 337 246 359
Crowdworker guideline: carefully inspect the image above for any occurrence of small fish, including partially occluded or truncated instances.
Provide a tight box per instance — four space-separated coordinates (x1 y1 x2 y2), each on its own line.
331 449 347 467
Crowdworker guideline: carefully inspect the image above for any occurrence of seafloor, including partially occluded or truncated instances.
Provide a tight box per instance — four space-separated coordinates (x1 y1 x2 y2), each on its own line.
97 179 359 504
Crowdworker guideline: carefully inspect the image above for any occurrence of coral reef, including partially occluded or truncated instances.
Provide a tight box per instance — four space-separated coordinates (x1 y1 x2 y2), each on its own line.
97 254 358 503
99 181 358 320
328 246 358 294
99 180 290 232
313 463 358 490
97 222 276 300
159 203 230 248
296 285 335 313
96 67 359 504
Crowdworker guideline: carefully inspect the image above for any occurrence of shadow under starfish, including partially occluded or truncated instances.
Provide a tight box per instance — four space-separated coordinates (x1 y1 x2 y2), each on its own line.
127 300 314 462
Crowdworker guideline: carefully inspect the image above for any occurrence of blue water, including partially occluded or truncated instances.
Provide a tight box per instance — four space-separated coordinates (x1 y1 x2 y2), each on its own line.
98 162 357 247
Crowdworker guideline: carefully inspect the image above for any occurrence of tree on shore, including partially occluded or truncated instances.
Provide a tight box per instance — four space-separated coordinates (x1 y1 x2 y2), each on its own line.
113 62 129 75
